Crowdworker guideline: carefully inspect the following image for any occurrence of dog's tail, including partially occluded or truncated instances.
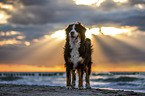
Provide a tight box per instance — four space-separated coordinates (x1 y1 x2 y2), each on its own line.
83 38 92 75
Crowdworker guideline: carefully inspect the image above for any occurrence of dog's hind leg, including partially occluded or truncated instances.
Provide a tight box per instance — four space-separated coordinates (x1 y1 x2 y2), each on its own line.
78 69 83 89
66 68 71 89
85 65 91 89
71 70 76 89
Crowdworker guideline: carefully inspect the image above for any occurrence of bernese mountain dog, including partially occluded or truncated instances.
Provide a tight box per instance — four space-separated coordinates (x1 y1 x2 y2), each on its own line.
64 22 92 89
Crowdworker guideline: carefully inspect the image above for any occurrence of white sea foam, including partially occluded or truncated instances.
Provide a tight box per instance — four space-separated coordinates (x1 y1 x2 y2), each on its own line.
0 72 145 93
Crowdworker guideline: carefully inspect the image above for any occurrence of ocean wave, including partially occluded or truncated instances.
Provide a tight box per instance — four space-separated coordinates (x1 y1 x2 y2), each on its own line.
92 72 113 76
0 77 23 81
92 72 145 76
117 82 138 86
91 76 142 82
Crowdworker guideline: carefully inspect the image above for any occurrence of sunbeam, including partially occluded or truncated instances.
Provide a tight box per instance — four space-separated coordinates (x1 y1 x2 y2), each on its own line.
91 35 110 65
16 33 65 70
114 35 145 52
91 35 145 71
96 35 133 57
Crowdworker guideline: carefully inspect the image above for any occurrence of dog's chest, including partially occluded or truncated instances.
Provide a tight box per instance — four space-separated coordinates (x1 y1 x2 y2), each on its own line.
70 41 82 68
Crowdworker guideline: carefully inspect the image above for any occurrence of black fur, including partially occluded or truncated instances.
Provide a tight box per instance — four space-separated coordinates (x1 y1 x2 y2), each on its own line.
64 22 92 88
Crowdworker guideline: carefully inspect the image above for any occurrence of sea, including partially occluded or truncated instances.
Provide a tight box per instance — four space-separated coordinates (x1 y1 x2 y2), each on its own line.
0 72 145 93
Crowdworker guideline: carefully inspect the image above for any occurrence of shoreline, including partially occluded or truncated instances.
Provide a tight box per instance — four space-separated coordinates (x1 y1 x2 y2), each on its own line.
0 84 145 96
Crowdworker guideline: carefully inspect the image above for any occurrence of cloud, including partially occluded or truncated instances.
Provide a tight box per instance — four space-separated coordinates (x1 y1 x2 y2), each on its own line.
129 0 145 6
0 0 145 70
123 15 145 31
0 31 25 46
0 38 22 46
0 0 144 32
7 0 76 25
19 0 49 6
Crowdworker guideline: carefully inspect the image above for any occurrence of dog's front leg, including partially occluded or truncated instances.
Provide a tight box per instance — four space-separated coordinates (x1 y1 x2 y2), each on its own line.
78 68 83 89
66 67 72 89
71 70 76 89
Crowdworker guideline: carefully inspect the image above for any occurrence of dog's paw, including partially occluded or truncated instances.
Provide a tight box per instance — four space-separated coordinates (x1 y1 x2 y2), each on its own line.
66 86 72 89
86 83 91 89
71 86 75 89
86 86 91 89
71 83 76 89
78 87 84 90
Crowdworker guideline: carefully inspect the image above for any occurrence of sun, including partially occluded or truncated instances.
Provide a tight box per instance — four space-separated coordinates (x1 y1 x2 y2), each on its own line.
101 27 130 36
113 0 128 3
51 30 66 40
0 3 13 10
0 13 9 24
85 28 100 39
73 0 105 6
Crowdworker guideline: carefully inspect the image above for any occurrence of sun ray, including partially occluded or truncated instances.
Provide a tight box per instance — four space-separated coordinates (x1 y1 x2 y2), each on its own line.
114 35 145 52
92 35 145 72
92 35 110 65
95 35 127 56
16 29 66 67
17 36 65 67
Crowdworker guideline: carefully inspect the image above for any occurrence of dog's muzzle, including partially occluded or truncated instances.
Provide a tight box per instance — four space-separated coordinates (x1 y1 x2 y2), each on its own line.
70 33 78 42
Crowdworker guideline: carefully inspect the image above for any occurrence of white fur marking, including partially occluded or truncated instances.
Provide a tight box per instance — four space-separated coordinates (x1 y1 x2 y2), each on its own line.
72 24 75 30
69 24 82 70
69 24 78 38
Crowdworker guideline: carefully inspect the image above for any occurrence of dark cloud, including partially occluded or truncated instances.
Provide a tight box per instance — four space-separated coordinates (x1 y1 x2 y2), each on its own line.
129 0 145 5
0 24 57 42
123 15 145 31
19 0 49 6
98 0 119 11
86 9 145 27
7 0 77 25
8 6 55 25
0 0 16 4
5 0 145 32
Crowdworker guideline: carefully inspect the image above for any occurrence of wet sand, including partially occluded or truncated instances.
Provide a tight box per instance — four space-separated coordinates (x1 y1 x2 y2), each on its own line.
0 84 145 96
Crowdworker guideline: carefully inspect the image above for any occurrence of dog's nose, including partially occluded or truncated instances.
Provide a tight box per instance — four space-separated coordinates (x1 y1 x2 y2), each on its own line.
71 32 74 35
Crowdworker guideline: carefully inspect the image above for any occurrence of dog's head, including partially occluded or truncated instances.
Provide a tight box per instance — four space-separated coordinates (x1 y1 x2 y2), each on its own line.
65 22 86 42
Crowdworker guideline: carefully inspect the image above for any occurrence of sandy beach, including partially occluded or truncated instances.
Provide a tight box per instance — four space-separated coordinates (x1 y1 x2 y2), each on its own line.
0 84 145 96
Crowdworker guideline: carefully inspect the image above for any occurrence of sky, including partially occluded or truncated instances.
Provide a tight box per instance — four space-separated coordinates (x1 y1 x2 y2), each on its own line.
0 0 145 72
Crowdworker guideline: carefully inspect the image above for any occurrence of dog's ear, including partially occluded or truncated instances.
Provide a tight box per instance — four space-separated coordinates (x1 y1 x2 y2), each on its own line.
65 24 73 41
77 22 86 33
65 24 71 35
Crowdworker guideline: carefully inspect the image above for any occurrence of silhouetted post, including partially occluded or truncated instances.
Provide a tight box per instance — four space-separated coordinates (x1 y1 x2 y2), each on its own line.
99 27 104 35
